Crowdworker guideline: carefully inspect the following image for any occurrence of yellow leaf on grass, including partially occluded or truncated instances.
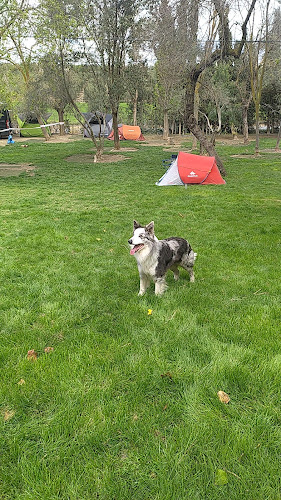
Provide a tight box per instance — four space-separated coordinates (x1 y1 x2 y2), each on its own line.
147 309 153 315
217 391 230 404
18 379 25 385
215 469 228 485
3 409 15 422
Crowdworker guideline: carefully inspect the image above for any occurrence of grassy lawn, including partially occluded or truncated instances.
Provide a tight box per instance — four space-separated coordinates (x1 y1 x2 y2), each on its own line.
0 136 280 499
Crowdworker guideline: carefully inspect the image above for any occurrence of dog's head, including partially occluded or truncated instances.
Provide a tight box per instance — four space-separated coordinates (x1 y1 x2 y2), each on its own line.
128 220 155 255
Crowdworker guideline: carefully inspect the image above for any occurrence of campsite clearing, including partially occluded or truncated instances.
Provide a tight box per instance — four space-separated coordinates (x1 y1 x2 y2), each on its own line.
0 136 280 500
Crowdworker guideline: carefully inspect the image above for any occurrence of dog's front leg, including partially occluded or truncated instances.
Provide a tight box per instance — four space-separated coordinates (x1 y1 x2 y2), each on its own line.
138 274 151 296
155 277 167 296
187 267 195 282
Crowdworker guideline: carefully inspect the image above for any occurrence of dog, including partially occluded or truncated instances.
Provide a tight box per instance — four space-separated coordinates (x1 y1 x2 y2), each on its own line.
128 220 196 296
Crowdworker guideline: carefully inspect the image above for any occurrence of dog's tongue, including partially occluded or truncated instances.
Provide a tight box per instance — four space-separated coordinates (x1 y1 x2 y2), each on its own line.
130 244 143 255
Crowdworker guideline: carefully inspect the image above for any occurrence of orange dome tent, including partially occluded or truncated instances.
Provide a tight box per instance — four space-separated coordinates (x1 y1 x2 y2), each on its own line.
108 124 145 141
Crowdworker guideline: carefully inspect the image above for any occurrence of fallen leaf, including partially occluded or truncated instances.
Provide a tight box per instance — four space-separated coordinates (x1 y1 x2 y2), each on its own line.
147 309 153 315
217 391 230 404
96 238 101 241
215 469 228 486
27 349 38 361
18 379 25 385
132 414 138 421
163 404 168 411
3 409 15 422
44 346 54 354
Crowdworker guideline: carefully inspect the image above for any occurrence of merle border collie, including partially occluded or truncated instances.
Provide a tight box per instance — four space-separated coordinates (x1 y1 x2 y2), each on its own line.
128 220 196 296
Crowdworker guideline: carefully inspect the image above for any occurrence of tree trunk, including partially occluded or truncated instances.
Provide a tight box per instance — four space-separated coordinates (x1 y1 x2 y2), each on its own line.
163 110 169 140
217 106 222 133
231 123 238 141
37 114 50 141
275 121 281 150
185 77 225 175
112 109 120 150
58 108 65 135
255 104 260 156
133 89 138 126
95 145 103 161
187 115 226 176
178 121 182 136
192 79 201 150
242 104 249 144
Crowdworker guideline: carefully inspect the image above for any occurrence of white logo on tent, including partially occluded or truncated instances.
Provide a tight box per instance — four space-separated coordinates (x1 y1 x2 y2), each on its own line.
188 171 198 177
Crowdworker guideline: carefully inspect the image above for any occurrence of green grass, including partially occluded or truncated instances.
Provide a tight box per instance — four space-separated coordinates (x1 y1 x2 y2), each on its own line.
0 136 280 499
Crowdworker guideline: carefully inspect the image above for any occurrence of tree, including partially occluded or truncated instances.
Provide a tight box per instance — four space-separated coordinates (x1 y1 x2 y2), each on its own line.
0 0 27 40
0 61 25 112
182 0 258 175
73 0 153 150
153 0 187 140
247 0 271 155
125 61 149 127
262 6 281 148
35 0 108 156
38 53 76 135
200 63 232 138
232 51 253 144
1 7 51 140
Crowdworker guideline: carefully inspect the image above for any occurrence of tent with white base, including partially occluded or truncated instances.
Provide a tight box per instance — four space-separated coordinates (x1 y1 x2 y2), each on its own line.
156 151 225 186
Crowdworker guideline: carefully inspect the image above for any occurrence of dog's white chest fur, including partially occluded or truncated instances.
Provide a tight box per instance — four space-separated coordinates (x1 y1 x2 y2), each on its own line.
134 246 159 277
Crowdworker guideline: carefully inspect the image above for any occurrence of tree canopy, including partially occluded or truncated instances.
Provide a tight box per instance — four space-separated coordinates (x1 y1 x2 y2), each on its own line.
1 0 280 165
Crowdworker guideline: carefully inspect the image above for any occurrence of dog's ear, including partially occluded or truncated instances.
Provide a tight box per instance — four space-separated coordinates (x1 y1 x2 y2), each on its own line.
146 221 154 235
133 220 141 230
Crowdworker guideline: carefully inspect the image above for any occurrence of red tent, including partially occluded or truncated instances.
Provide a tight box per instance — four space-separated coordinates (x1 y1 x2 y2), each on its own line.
108 124 145 141
157 152 225 186
177 152 225 184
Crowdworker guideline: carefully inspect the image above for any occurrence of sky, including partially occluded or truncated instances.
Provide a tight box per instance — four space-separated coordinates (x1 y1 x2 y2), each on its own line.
3 0 280 64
